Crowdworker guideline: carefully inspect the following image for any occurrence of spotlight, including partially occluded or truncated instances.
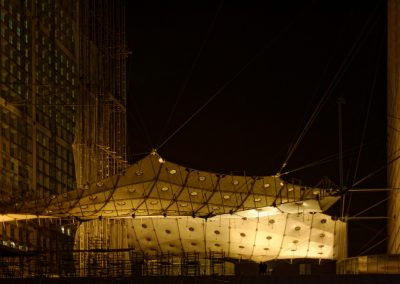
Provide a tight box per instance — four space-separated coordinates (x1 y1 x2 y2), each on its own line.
131 213 135 219
163 212 167 218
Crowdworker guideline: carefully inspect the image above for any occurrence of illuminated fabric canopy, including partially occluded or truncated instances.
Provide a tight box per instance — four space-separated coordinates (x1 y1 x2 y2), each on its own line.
19 154 340 218
0 214 52 222
10 154 345 261
75 210 346 261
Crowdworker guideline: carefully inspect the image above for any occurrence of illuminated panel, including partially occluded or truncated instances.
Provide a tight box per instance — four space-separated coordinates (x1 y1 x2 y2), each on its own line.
0 214 53 222
75 211 347 261
20 154 339 218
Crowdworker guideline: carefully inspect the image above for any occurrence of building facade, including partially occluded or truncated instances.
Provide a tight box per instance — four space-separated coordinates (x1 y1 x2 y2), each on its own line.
0 0 127 255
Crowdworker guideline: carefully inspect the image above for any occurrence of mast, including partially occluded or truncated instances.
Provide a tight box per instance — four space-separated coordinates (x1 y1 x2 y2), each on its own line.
387 0 400 254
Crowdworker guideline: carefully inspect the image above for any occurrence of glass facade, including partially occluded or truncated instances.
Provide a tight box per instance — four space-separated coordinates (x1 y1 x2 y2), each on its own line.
0 0 77 252
0 0 76 200
0 0 127 255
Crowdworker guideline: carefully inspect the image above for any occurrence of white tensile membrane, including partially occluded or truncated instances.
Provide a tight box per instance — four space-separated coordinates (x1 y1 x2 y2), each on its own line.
0 214 52 222
74 207 347 262
7 154 346 261
26 154 340 219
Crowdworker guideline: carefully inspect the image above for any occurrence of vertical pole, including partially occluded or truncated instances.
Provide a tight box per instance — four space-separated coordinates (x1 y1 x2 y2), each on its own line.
337 97 345 219
31 0 37 199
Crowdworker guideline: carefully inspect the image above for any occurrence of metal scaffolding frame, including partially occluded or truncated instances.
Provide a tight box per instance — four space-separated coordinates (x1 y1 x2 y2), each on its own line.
73 0 128 189
181 252 201 276
0 249 233 278
210 251 225 275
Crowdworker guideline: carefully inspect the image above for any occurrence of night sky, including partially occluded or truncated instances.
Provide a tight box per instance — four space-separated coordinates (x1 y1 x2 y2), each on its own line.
125 1 387 256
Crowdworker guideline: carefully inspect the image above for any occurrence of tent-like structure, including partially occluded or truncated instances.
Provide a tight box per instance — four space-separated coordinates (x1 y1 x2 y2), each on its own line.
11 154 347 261
20 154 339 218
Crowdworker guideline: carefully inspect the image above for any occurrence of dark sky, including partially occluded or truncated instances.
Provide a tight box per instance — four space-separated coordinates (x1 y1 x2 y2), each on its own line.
125 0 387 256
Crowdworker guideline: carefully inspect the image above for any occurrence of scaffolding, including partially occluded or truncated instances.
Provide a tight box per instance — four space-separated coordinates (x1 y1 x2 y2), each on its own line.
148 252 175 276
0 250 234 278
72 0 128 189
181 252 201 276
210 251 225 276
130 251 147 276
